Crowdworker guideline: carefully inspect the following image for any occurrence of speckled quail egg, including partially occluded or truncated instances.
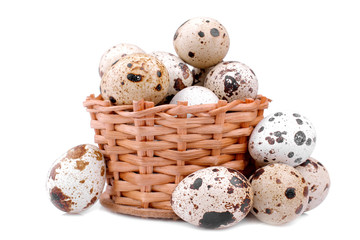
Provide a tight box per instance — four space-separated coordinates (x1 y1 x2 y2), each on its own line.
173 17 230 69
171 167 253 229
98 43 145 77
191 65 216 86
100 53 170 105
250 163 309 225
46 144 106 213
295 157 330 211
170 86 219 106
249 112 316 167
204 61 258 102
150 51 193 102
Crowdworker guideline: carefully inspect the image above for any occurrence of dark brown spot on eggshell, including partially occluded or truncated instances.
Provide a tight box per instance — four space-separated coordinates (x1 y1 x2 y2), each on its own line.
227 187 234 194
101 166 105 176
230 176 248 188
66 145 86 159
49 163 61 180
199 211 235 229
224 75 239 97
155 84 162 91
109 96 116 104
285 187 296 199
303 186 309 197
252 168 265 180
178 62 190 79
173 78 186 91
127 73 142 82
190 178 203 190
188 52 195 58
210 28 220 37
265 208 272 214
240 197 251 213
50 186 73 212
295 204 304 214
84 196 97 209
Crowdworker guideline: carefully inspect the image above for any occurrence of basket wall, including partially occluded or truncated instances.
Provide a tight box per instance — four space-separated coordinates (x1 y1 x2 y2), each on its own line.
83 94 270 219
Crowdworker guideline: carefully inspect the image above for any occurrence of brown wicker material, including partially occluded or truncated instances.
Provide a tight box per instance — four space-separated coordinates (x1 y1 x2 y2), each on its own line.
83 94 270 219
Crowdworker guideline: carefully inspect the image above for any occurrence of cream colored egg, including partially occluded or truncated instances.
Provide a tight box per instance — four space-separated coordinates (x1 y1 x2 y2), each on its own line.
98 43 145 77
171 167 253 229
250 163 309 225
204 61 258 102
46 144 106 213
295 157 330 211
100 53 170 105
173 17 230 68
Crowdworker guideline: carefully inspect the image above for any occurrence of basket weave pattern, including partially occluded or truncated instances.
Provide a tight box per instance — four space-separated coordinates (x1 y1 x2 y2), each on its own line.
83 94 270 219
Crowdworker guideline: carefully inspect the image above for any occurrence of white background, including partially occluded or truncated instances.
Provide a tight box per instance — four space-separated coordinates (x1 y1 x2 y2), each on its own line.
1 0 359 239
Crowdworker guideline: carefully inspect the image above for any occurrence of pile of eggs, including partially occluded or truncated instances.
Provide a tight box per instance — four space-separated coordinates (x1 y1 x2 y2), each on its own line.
46 17 330 229
99 17 258 106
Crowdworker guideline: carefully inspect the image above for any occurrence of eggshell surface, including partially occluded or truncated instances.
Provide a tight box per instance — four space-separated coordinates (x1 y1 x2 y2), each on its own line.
170 86 219 106
295 157 330 211
249 112 316 167
204 61 258 102
173 17 230 68
99 43 145 77
46 144 106 213
100 53 169 105
171 167 253 229
250 163 309 225
150 51 193 101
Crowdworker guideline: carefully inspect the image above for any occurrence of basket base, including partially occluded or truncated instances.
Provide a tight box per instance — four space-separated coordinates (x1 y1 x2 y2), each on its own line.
100 189 180 220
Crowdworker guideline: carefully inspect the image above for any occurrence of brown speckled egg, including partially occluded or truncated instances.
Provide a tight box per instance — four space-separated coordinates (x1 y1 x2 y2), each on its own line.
250 163 309 225
100 53 170 105
98 43 145 77
171 167 253 229
46 144 106 213
173 17 230 69
150 51 193 102
204 61 258 102
295 157 330 211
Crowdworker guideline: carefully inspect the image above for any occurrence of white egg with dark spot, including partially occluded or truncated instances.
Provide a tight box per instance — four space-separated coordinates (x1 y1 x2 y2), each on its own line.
99 43 145 77
170 86 219 106
249 112 316 167
173 17 230 69
46 144 106 213
171 167 253 229
150 51 193 102
295 157 330 211
204 61 258 102
250 163 309 225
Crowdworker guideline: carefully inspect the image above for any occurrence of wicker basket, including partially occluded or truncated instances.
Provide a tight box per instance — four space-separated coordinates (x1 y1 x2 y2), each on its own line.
83 94 270 219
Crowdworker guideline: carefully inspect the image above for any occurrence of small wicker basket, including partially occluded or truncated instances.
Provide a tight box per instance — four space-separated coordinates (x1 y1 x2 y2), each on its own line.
83 94 270 219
